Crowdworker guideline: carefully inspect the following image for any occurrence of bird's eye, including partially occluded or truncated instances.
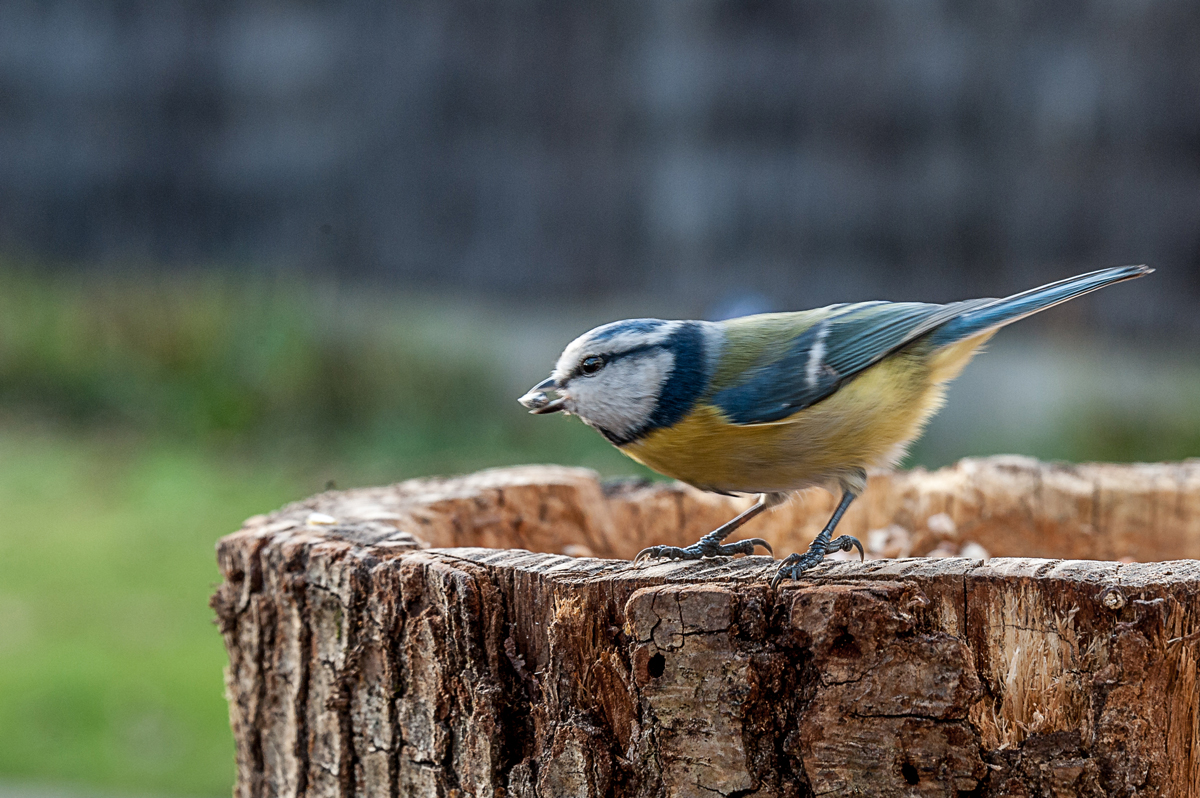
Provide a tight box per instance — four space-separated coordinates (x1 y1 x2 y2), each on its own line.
580 355 605 375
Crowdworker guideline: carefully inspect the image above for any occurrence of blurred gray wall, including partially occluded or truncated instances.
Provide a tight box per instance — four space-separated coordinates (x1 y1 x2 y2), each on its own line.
1 0 1197 326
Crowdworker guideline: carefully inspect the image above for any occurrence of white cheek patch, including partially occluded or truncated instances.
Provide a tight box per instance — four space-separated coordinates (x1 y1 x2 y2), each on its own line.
566 349 674 440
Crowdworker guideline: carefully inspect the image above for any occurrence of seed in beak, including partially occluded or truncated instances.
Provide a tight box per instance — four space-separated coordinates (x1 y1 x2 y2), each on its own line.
530 397 566 414
519 389 552 410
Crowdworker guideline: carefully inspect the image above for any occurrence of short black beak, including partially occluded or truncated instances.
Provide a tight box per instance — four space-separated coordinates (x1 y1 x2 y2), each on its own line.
518 377 565 414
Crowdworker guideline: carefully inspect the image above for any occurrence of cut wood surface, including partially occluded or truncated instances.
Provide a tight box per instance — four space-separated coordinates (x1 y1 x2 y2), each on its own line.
212 456 1200 798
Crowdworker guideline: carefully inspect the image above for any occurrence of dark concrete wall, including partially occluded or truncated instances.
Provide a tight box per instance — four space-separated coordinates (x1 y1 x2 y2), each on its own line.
1 0 1196 326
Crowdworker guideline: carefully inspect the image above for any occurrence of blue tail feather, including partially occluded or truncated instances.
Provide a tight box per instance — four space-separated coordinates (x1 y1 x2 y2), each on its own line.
928 265 1152 348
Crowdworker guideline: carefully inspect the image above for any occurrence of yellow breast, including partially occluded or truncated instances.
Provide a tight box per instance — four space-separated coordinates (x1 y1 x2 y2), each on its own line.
620 332 991 493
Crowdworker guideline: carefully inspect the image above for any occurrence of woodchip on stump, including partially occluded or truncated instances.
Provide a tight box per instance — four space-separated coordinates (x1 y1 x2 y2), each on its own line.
211 455 1200 798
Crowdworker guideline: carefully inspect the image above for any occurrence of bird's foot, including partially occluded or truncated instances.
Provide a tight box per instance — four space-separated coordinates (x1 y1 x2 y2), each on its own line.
634 536 772 563
769 534 863 587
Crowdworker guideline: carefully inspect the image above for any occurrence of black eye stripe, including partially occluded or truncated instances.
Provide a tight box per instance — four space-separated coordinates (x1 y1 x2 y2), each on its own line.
570 344 660 380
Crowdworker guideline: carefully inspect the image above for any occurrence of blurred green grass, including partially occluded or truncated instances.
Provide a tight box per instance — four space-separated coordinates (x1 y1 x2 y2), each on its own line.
0 427 295 795
0 267 644 797
0 266 1195 797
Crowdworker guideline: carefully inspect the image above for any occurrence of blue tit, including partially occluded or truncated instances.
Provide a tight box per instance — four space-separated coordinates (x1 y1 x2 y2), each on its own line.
519 265 1151 585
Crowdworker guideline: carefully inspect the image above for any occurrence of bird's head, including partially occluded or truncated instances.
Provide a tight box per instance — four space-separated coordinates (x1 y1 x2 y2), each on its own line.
519 318 712 444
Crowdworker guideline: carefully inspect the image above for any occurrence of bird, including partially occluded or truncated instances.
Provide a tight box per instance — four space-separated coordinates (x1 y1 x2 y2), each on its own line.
518 265 1151 586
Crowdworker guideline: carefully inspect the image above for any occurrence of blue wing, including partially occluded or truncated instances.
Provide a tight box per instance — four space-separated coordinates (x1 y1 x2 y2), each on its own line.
711 265 1150 426
711 300 987 424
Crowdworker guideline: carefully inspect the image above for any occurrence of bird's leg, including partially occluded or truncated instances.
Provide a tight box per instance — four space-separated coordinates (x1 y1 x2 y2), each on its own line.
634 494 775 562
770 487 864 587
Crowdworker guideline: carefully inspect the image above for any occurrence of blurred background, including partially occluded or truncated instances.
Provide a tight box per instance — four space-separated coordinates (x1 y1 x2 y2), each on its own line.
0 1 1198 796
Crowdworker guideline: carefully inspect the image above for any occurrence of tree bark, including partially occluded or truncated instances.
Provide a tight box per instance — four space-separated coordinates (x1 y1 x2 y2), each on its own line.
212 457 1200 798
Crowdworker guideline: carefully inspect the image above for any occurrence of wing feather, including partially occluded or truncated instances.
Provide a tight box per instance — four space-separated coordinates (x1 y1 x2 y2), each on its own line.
712 299 990 424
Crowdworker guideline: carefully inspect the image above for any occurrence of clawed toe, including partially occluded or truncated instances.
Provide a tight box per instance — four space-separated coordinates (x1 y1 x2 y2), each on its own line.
769 552 818 588
769 544 862 587
828 535 864 561
633 494 778 566
634 545 682 563
766 487 864 587
770 558 810 588
719 537 773 557
746 538 773 556
634 544 708 563
634 537 773 564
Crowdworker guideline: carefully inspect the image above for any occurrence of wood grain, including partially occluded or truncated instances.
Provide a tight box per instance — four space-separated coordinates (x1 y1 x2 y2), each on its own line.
212 457 1200 797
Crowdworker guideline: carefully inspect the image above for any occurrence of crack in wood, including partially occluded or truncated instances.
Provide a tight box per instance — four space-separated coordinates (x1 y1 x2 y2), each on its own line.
212 460 1200 798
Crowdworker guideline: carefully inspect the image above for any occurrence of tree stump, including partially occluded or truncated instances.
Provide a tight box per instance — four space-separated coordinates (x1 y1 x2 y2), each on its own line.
211 456 1200 798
